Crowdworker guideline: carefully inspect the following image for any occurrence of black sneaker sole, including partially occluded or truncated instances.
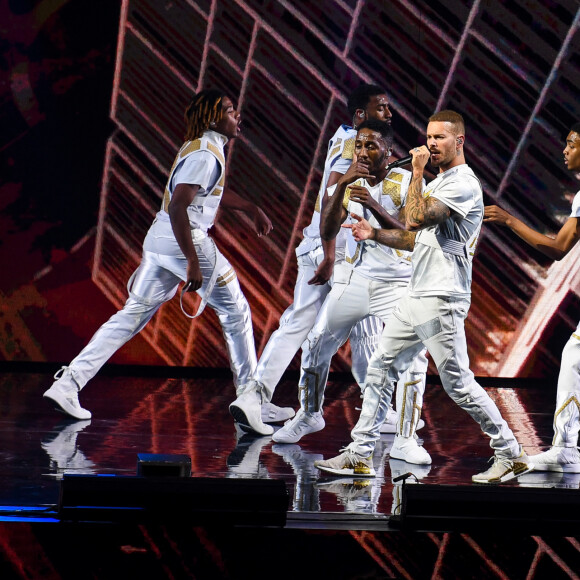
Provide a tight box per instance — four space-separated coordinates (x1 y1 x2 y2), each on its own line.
229 404 251 427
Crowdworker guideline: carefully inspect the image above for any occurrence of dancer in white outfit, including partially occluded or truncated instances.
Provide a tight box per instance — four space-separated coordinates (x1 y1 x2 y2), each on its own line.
484 122 580 473
230 85 395 434
273 120 431 465
44 90 272 424
316 111 534 484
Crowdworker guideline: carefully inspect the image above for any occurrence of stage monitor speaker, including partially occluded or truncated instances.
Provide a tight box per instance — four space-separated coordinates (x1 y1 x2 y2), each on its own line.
396 483 580 534
137 453 191 477
59 474 288 527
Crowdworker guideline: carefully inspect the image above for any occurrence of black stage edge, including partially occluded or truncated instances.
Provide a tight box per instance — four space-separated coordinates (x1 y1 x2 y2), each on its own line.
58 474 289 527
137 453 192 477
0 360 553 388
396 482 580 534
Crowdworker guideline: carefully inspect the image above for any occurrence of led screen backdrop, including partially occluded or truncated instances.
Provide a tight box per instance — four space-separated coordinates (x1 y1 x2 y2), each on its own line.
1 0 580 378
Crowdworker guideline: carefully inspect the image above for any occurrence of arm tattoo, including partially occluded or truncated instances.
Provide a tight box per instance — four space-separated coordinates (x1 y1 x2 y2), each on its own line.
408 197 451 229
374 228 416 251
405 173 451 229
403 172 425 228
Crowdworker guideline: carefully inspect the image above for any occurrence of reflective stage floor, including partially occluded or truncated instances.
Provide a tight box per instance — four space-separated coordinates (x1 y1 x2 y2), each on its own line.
1 367 580 579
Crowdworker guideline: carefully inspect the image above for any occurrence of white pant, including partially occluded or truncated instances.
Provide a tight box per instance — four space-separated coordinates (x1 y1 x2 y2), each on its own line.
348 293 521 458
254 246 382 401
66 236 256 391
553 325 580 447
298 267 427 436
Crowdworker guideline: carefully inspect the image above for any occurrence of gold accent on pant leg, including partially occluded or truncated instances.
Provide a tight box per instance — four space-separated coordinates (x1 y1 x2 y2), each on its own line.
400 378 422 435
411 391 418 433
554 396 580 419
553 396 580 445
398 382 408 435
216 268 237 287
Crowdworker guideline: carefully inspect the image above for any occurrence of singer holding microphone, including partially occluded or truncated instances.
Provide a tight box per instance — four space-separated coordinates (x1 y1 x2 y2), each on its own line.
272 118 431 467
315 110 533 484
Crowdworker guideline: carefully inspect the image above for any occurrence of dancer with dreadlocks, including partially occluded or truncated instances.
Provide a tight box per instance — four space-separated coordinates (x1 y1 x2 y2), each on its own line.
44 90 273 428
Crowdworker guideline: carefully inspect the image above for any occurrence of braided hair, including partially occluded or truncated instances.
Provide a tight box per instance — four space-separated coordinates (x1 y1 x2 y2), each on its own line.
184 89 227 141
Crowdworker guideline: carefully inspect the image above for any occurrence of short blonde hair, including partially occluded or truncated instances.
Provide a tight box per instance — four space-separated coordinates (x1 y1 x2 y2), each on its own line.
429 110 465 135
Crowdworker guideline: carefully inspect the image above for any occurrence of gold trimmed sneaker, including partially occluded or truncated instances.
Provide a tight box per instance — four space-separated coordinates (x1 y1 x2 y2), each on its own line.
472 448 534 484
314 448 376 477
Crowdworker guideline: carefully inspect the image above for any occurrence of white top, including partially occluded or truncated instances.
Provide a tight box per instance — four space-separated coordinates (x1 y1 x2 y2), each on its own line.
326 167 413 284
170 151 221 201
410 163 483 298
570 190 580 218
297 124 355 260
143 130 226 255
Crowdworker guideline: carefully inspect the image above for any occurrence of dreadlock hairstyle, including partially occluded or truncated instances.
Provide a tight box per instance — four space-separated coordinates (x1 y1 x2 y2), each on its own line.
183 89 227 141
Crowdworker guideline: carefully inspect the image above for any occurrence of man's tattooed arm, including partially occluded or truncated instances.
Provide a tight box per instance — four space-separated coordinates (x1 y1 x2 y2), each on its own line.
404 146 452 230
404 172 451 230
406 196 451 230
372 228 417 251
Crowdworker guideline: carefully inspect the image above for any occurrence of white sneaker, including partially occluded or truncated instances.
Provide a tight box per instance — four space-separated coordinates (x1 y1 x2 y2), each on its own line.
314 448 376 477
229 391 273 436
43 367 91 420
261 402 295 424
472 448 534 484
272 410 324 444
389 435 432 465
530 446 580 473
379 407 425 434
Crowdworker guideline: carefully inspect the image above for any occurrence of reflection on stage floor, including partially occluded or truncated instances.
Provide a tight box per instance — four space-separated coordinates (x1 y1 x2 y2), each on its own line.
0 367 574 529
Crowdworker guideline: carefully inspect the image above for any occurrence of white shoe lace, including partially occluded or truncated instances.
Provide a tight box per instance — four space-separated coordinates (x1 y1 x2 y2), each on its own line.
492 455 512 471
53 366 68 380
339 447 364 467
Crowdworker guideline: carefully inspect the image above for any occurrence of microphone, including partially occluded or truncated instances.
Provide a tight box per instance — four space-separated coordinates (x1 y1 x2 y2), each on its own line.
386 154 413 171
